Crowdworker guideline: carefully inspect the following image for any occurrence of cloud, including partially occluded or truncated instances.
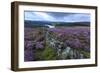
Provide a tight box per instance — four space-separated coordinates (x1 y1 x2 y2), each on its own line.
63 14 90 22
24 11 90 22
25 11 54 21
33 12 55 21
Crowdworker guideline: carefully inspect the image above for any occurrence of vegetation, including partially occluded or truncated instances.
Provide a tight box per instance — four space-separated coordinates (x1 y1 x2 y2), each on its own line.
24 25 90 61
42 45 57 60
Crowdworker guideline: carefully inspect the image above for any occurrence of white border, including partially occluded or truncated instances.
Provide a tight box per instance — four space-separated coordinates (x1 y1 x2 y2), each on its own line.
18 5 96 68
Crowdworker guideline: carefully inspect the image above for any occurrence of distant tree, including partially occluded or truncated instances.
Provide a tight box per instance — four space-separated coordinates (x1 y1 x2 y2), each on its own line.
52 22 60 26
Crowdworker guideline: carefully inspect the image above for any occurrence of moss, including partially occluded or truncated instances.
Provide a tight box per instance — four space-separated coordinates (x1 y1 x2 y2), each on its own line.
80 50 90 58
42 45 57 60
34 50 44 60
77 48 90 58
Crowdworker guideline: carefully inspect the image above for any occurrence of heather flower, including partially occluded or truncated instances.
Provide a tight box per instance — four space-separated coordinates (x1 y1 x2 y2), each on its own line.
35 42 44 49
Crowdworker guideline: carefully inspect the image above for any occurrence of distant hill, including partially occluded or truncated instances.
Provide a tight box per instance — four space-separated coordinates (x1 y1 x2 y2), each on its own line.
24 20 90 28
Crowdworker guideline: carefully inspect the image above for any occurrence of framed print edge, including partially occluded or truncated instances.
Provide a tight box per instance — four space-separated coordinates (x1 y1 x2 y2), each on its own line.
11 1 98 71
11 2 19 71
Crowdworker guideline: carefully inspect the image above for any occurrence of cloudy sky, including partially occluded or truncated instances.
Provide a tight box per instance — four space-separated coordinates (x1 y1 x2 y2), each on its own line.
24 11 90 22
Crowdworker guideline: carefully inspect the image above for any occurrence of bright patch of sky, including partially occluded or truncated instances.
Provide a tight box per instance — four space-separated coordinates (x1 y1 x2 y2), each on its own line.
24 11 90 22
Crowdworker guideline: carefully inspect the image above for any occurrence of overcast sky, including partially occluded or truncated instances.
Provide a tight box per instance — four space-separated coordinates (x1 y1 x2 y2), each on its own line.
24 11 90 22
